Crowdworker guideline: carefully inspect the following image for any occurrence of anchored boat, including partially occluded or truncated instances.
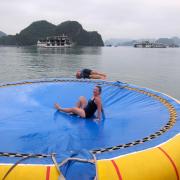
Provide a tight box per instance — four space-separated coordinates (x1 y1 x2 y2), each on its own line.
134 40 167 48
37 35 73 48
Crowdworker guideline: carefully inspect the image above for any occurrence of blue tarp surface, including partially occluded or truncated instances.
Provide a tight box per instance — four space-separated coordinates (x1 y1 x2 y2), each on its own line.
0 79 179 179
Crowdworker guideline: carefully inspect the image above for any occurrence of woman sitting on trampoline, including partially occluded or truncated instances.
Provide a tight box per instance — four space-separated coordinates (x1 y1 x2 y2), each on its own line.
54 86 102 120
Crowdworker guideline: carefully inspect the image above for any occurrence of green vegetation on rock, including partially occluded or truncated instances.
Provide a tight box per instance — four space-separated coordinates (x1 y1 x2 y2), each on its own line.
0 20 104 46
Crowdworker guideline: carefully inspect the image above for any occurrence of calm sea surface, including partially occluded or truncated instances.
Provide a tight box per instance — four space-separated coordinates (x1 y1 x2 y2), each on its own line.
0 46 179 100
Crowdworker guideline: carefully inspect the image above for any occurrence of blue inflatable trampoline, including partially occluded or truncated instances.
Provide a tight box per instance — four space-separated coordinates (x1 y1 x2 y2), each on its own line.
0 79 179 180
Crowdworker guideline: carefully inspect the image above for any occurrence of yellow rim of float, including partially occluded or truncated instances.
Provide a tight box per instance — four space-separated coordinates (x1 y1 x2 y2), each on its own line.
96 134 180 180
0 164 60 180
0 134 179 180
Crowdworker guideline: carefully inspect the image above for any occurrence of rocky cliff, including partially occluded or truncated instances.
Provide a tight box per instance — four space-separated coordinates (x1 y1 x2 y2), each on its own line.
0 20 104 46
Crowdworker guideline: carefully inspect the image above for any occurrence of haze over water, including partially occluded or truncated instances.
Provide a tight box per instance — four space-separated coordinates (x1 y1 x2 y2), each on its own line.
0 46 179 100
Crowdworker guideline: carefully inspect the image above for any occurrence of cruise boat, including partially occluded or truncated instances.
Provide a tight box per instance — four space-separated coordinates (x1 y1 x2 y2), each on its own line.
134 41 167 48
37 35 73 48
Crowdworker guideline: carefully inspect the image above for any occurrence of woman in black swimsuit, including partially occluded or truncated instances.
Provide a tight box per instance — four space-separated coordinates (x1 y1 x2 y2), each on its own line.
76 69 106 80
54 86 102 121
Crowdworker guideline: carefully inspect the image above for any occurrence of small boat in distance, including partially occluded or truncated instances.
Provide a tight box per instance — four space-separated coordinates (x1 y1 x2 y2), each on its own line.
134 40 167 48
37 35 73 48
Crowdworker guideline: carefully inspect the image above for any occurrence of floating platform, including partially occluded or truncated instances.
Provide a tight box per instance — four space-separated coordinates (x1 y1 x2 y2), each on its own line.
0 79 179 180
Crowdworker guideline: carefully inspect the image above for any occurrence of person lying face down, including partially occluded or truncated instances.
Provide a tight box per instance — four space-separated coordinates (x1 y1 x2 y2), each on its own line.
54 86 102 121
76 69 107 80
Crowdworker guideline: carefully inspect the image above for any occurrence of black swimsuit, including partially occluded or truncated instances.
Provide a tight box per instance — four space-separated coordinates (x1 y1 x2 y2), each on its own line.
80 69 92 79
84 98 97 118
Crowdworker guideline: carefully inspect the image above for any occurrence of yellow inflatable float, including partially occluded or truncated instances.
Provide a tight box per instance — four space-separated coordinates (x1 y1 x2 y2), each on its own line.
0 79 179 180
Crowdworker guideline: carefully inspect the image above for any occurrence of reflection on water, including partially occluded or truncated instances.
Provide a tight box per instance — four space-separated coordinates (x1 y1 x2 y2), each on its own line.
36 46 102 55
0 46 102 80
0 46 179 99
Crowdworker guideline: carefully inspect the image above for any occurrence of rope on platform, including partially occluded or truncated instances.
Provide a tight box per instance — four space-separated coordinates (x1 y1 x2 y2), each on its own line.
51 153 61 175
0 151 96 179
58 157 95 167
1 153 53 180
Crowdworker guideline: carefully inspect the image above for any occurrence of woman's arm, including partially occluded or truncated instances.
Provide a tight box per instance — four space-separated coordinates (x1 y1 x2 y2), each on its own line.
95 97 102 120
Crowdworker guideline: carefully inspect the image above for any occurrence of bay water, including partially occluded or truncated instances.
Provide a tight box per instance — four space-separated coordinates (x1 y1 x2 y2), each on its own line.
0 46 179 100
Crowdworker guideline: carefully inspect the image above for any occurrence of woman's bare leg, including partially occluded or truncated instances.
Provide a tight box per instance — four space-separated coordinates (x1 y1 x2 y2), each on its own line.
76 96 87 108
89 74 106 80
54 103 86 118
91 70 107 78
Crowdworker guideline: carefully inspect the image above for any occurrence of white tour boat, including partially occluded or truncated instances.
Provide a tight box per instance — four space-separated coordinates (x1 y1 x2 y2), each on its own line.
37 35 73 48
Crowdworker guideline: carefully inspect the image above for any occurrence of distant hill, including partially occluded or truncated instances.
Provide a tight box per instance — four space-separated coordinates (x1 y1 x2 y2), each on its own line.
0 20 104 46
171 37 180 45
157 38 174 45
157 37 180 46
105 38 137 46
0 31 6 37
105 37 180 47
104 38 132 46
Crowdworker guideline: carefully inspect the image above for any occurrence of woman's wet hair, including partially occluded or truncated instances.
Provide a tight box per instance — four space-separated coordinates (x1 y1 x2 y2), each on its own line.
96 85 102 94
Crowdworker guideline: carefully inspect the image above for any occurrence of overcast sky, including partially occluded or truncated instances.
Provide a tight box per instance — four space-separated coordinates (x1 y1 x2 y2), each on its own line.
0 0 180 40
